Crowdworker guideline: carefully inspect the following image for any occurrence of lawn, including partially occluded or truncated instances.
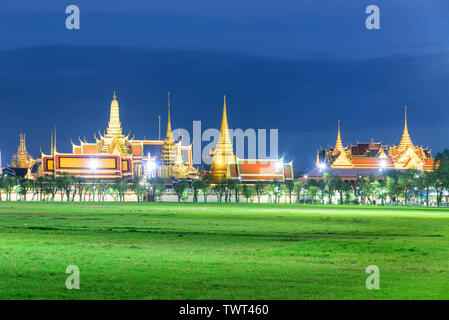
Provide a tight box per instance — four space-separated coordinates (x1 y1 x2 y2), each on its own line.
0 202 448 299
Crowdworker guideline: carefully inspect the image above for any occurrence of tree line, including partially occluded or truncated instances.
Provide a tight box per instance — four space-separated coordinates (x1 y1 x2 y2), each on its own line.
1 149 448 206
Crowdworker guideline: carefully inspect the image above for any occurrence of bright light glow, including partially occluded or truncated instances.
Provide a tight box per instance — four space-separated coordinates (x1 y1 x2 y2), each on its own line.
379 160 386 169
147 159 157 172
276 161 284 170
304 175 308 179
319 163 327 171
89 159 98 171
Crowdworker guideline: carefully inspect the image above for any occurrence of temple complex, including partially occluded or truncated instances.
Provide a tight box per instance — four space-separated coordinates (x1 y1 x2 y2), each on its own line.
210 96 294 183
40 92 197 180
305 106 435 180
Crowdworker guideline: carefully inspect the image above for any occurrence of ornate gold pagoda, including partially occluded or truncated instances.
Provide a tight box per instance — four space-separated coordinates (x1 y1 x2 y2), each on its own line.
159 92 197 179
314 106 434 173
210 95 236 182
12 133 35 168
389 105 432 170
328 120 354 168
97 92 132 155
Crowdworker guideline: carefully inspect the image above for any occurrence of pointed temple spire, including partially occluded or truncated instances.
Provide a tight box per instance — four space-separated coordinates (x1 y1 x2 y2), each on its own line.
12 133 32 168
315 150 320 167
53 125 57 154
218 95 233 156
165 91 173 140
398 105 413 150
107 91 123 136
332 120 346 156
51 129 54 156
210 95 235 182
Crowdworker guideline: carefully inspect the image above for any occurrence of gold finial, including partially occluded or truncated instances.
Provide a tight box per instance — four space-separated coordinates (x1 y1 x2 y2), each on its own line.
51 129 54 156
54 125 57 154
113 91 117 100
165 91 173 139
223 95 227 115
404 105 408 133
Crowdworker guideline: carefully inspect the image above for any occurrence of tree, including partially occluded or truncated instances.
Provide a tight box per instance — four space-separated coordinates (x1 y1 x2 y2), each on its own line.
174 180 189 202
46 175 58 201
72 177 85 202
307 186 320 204
115 178 129 202
146 177 166 202
279 183 289 203
254 181 266 203
416 171 432 207
330 176 350 205
191 179 202 202
199 176 211 203
56 174 72 201
35 176 49 201
242 184 255 203
435 149 449 206
0 175 4 201
18 178 31 201
3 176 16 201
264 183 275 204
386 174 401 205
132 178 147 202
397 170 416 206
285 180 295 204
214 181 226 203
293 180 304 204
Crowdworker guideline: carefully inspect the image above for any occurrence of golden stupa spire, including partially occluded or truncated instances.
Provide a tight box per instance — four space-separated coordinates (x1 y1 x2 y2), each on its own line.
13 133 32 168
210 95 235 182
217 95 233 156
106 91 123 136
332 120 346 156
398 105 413 149
51 129 54 156
53 125 57 154
165 91 173 140
315 150 320 167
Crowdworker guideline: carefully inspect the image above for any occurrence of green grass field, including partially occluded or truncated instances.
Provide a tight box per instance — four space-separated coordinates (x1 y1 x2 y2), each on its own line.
1 202 449 299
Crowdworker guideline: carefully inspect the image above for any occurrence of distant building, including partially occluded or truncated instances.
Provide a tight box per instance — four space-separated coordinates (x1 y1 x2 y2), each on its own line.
210 95 293 183
2 134 36 178
40 92 197 180
305 107 435 180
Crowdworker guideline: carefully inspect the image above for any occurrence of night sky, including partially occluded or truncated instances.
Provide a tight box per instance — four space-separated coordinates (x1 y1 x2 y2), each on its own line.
0 0 449 170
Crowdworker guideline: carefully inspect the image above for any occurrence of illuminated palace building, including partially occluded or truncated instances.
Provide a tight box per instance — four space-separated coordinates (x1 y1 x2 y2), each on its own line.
28 92 293 183
305 107 435 180
40 92 198 180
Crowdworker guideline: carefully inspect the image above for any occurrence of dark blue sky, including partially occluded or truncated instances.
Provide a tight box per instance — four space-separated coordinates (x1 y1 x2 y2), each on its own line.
0 0 449 170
